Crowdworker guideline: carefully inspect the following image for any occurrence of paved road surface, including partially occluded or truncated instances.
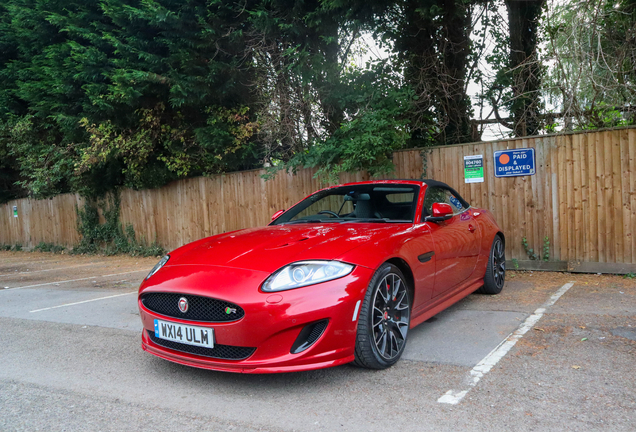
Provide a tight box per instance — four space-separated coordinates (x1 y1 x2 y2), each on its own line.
1 251 635 431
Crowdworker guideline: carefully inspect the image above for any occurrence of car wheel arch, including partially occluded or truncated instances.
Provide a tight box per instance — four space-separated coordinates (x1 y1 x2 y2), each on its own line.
485 230 505 252
384 258 415 309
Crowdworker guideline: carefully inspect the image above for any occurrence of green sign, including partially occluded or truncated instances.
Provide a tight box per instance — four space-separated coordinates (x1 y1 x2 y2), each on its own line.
464 155 484 183
13 206 17 218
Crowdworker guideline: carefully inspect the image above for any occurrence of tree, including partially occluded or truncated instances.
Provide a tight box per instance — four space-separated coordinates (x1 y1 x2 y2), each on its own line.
542 0 636 129
0 1 24 202
247 0 415 180
393 0 474 145
505 0 545 136
0 0 263 199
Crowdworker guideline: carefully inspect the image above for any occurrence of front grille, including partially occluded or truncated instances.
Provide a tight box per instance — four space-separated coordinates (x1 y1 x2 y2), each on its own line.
141 292 244 322
148 331 255 360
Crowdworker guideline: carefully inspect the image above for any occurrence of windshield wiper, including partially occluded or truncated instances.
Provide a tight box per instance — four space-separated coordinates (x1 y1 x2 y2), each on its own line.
343 218 389 223
280 219 342 225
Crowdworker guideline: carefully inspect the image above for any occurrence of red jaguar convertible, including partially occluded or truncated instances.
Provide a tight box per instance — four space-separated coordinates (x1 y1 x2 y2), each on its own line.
138 179 505 373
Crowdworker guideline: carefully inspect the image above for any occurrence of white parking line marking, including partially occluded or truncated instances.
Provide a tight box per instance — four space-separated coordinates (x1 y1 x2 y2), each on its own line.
352 300 361 321
438 281 575 405
1 270 148 291
29 291 137 313
0 262 112 277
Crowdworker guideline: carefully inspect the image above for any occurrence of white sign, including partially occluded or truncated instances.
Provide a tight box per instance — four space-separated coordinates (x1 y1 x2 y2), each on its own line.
464 155 484 183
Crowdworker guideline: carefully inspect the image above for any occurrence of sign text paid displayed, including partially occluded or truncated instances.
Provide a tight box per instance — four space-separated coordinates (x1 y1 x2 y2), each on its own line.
493 148 536 177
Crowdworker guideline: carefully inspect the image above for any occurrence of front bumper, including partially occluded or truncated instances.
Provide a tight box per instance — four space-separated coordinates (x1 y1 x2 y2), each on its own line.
138 264 373 373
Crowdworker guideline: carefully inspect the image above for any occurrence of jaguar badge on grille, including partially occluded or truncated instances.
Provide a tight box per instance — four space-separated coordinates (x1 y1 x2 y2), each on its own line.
178 297 189 313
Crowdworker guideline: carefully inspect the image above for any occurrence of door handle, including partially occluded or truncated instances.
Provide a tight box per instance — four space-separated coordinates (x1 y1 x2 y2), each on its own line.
468 224 476 233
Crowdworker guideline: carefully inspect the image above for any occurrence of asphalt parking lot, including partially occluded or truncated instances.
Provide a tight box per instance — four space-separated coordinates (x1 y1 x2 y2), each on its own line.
1 251 635 431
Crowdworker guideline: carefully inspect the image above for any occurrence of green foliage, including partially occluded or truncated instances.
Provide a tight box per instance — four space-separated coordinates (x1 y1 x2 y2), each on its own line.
522 237 539 260
541 0 636 130
0 0 632 204
511 258 519 270
0 118 24 201
624 273 636 279
277 61 415 183
0 0 262 200
74 192 164 256
542 236 550 262
4 116 75 197
572 103 633 131
74 104 258 192
521 236 551 261
33 242 66 253
544 116 559 133
12 243 22 252
0 244 12 251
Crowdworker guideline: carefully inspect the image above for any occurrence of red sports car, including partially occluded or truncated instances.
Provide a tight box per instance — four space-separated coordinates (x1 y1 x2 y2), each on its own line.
138 179 505 373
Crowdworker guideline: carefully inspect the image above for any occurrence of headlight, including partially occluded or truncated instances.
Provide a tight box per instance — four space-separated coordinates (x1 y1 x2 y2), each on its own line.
262 260 354 292
146 255 170 280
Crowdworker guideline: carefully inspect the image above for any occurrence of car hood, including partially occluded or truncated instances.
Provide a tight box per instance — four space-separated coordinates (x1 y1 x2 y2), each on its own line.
167 223 407 273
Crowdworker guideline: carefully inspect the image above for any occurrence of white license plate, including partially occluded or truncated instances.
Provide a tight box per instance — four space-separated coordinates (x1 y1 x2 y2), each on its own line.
154 319 214 348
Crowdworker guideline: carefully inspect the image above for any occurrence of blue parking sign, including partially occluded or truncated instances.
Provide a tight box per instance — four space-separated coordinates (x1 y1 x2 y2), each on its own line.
494 148 535 177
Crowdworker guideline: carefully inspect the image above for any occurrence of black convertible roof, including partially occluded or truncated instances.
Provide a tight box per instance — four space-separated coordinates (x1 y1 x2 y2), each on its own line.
421 179 451 188
383 179 454 189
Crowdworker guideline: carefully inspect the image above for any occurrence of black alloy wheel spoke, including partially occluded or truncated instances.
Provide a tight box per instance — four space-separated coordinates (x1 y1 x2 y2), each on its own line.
395 321 408 339
373 307 384 327
389 331 398 357
391 275 400 298
380 284 390 303
379 329 388 353
395 291 408 311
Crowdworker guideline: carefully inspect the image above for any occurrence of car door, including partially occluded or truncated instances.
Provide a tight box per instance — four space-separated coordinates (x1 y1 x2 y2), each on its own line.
422 186 480 298
401 223 436 311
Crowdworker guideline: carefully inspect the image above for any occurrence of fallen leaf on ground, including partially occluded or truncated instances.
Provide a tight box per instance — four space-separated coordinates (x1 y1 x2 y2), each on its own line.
581 337 588 341
572 365 581 370
534 328 545 332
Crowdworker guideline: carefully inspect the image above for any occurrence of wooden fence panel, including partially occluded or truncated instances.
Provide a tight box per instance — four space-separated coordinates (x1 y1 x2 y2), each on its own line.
1 127 635 265
404 127 636 264
0 194 83 247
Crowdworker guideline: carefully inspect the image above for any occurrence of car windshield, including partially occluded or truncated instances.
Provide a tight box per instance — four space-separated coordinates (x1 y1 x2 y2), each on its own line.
271 184 420 225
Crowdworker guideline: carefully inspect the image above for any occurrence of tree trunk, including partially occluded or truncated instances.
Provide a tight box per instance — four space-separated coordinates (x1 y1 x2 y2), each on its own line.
399 0 473 145
438 0 472 144
506 0 545 136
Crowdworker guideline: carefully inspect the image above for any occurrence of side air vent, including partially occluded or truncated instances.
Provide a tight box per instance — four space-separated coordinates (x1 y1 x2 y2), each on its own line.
290 320 329 354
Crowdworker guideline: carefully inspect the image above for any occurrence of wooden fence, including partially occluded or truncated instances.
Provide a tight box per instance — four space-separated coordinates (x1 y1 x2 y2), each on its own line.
1 127 635 266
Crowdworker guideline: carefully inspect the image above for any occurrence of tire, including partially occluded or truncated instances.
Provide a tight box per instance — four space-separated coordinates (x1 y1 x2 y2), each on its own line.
477 235 505 295
353 264 411 369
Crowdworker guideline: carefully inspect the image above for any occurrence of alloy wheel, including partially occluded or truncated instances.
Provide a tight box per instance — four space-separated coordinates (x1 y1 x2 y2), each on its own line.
371 273 410 360
493 237 506 288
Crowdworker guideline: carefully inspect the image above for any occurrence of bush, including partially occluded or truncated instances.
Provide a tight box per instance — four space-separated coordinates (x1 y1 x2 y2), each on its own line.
73 192 165 257
33 242 66 253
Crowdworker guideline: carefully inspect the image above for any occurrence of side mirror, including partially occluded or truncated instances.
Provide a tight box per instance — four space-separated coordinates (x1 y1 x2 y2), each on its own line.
271 209 285 221
425 203 453 222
